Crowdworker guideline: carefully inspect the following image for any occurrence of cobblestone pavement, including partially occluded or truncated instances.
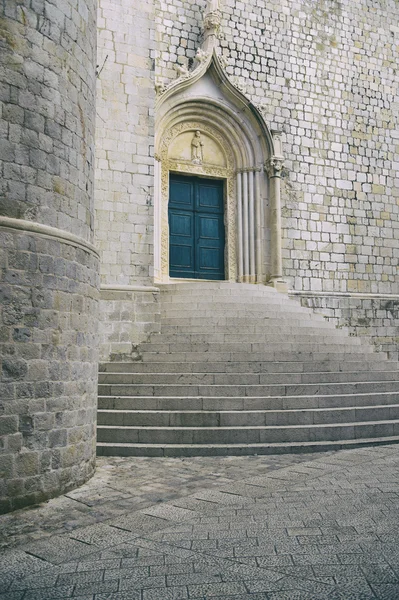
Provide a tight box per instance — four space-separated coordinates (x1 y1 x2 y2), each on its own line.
1 445 399 599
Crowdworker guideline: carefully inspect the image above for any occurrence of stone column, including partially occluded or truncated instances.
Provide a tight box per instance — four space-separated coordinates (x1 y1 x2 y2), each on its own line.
255 169 263 283
0 0 99 513
236 172 244 282
266 155 288 293
248 170 256 283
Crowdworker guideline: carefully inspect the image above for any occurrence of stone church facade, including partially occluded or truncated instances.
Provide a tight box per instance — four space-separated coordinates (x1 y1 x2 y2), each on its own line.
0 0 398 511
96 0 399 362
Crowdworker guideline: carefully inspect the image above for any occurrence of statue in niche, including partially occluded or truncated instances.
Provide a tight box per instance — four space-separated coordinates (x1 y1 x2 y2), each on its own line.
191 130 204 164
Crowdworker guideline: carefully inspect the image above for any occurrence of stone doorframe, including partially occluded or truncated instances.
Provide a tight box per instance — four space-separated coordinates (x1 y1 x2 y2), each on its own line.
156 120 236 282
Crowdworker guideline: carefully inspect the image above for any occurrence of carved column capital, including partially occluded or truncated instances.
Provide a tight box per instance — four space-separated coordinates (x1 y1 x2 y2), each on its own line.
265 156 284 178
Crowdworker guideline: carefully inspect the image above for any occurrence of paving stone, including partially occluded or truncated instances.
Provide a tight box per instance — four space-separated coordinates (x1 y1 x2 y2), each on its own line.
370 583 399 599
23 536 98 565
142 588 188 600
187 582 248 596
0 592 25 600
2 446 399 599
119 575 166 591
361 563 399 584
142 505 196 522
110 514 169 534
23 586 74 599
0 549 50 579
56 570 105 587
73 579 119 596
76 558 121 571
267 593 332 600
71 523 139 547
10 573 59 590
103 566 149 581
96 593 141 600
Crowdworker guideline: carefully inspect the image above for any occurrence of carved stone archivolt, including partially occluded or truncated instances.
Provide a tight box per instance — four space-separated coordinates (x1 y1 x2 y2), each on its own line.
158 121 237 282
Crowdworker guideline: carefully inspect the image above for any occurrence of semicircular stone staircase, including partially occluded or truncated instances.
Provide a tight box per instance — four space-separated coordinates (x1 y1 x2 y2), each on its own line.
97 282 399 456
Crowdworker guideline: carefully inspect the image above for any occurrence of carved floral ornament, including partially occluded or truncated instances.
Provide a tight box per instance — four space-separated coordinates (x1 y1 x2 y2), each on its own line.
266 157 284 178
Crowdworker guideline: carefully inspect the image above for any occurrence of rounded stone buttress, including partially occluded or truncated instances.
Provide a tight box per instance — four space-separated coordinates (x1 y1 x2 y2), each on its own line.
0 0 99 513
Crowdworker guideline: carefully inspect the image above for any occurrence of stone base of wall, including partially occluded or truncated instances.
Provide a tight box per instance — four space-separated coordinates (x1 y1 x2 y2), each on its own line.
290 291 399 361
99 286 161 364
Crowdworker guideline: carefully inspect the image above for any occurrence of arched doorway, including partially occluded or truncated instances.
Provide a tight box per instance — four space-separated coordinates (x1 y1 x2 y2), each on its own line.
154 51 285 290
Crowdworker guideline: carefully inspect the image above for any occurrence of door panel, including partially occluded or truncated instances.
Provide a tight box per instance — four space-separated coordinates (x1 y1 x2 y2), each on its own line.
169 174 224 280
197 182 222 212
169 211 195 276
170 178 194 209
196 214 224 278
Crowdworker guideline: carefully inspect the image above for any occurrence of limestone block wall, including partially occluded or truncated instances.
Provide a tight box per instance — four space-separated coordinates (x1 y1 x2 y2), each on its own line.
95 0 156 286
99 287 160 363
0 0 98 512
95 0 158 361
291 292 399 361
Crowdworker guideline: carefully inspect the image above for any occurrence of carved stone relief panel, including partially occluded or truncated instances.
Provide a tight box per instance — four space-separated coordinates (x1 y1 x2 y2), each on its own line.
168 130 227 167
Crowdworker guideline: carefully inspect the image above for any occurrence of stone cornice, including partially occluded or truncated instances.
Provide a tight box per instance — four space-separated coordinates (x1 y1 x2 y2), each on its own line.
289 290 399 300
0 216 99 258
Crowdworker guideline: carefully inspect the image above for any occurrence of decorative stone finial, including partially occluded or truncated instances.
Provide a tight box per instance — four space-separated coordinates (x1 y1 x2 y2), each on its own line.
203 0 222 51
204 9 222 32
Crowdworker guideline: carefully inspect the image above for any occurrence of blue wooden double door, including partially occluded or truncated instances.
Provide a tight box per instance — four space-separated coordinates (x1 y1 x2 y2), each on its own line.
169 174 225 280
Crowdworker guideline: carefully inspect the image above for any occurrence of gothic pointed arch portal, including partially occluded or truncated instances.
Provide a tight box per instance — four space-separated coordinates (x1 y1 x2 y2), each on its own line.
154 50 286 289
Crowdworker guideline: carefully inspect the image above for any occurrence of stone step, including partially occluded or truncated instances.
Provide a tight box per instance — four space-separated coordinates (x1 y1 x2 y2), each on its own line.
160 322 342 333
98 370 399 385
160 300 314 311
161 308 327 320
140 351 378 364
96 436 399 457
97 380 399 397
160 316 330 326
159 282 280 292
139 343 370 355
97 404 399 427
160 293 315 303
97 419 399 445
98 282 398 457
161 292 291 302
99 359 396 374
97 391 399 411
143 332 357 344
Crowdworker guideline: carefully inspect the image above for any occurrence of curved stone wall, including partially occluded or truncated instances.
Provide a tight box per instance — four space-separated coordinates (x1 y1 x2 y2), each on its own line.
0 0 98 513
